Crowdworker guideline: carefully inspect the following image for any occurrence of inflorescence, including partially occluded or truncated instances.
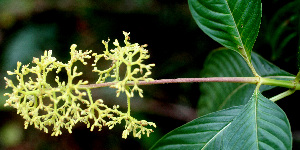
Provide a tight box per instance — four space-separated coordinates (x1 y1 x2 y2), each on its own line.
3 31 156 139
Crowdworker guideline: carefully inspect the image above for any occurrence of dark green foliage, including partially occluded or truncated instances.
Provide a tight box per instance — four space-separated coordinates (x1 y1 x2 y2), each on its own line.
151 92 292 150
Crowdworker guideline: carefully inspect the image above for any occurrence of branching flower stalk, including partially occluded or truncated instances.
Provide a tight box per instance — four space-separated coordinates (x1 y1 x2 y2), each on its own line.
4 31 300 139
4 31 156 139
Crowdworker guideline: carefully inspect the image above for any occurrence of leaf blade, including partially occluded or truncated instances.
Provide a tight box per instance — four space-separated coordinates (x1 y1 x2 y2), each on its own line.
150 106 243 150
221 92 292 149
188 0 262 61
151 93 292 150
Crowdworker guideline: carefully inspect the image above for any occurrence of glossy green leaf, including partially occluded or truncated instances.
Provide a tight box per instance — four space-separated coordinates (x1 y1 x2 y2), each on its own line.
151 106 243 150
151 92 292 150
198 49 293 116
188 0 261 62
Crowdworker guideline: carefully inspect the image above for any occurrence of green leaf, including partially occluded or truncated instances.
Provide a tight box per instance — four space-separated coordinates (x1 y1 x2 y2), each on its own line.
151 92 292 150
151 106 243 150
198 49 293 116
188 0 261 62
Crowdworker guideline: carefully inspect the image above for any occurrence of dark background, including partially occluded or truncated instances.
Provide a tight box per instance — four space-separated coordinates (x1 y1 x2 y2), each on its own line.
0 0 299 149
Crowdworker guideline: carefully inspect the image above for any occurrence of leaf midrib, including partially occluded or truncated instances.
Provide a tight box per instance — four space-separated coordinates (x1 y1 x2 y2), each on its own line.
254 93 259 149
224 0 248 60
201 122 232 150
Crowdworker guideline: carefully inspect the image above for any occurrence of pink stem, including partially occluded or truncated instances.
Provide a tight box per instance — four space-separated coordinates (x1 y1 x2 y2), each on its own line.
80 77 259 89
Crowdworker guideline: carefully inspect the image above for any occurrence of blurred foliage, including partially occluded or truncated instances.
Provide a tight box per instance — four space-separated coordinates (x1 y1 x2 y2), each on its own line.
256 0 300 74
0 121 23 147
0 0 299 149
264 0 299 61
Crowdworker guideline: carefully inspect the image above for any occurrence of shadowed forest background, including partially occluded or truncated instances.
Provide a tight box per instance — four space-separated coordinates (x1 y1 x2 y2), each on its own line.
0 0 299 149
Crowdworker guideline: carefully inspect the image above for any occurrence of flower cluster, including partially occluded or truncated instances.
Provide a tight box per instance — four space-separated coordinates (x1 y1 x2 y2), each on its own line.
3 32 156 139
92 31 155 98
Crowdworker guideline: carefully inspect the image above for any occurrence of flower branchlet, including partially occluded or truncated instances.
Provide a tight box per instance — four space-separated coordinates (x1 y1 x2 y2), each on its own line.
92 31 155 98
4 32 156 139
